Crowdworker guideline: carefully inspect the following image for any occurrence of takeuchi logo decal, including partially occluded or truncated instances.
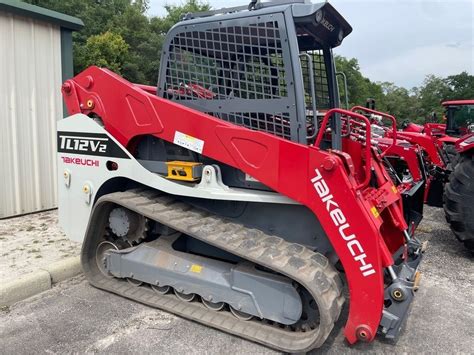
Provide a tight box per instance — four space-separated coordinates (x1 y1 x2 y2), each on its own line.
61 156 99 167
311 169 376 277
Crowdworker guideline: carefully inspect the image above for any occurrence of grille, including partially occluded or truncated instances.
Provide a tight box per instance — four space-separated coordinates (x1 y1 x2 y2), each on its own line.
161 16 296 140
165 21 286 100
300 50 330 110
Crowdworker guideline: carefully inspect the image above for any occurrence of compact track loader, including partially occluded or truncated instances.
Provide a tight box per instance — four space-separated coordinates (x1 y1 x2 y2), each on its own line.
58 1 424 351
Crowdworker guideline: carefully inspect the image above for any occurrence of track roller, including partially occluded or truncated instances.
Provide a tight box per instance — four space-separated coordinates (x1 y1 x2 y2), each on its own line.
202 299 225 311
174 290 197 302
151 285 170 294
229 306 253 321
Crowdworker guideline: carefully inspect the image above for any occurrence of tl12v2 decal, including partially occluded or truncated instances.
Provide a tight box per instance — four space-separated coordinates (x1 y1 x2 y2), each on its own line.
57 132 130 159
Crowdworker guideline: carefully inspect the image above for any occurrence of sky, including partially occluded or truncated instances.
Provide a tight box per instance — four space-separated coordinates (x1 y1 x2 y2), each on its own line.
148 0 474 89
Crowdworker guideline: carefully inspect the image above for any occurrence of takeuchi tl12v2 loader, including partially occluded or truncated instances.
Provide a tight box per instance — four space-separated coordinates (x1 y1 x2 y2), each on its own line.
58 1 426 352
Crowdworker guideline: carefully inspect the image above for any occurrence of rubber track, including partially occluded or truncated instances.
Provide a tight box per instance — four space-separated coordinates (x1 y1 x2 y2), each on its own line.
81 189 344 352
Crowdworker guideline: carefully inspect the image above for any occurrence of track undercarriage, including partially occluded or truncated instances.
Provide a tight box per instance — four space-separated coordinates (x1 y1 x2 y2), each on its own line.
85 189 343 352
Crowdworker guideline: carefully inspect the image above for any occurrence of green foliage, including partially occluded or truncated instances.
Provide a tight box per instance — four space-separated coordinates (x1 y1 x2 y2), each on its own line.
80 31 129 73
152 0 210 35
22 0 208 84
335 55 473 125
335 56 384 109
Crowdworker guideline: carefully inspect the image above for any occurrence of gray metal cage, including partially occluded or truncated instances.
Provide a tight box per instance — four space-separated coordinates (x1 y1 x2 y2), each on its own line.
158 12 298 141
157 2 351 144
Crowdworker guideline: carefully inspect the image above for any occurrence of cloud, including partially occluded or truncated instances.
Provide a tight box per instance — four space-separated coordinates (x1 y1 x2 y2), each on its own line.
446 42 462 48
362 42 473 88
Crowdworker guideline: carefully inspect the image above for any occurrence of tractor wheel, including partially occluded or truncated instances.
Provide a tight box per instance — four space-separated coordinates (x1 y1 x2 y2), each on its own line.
444 144 459 169
443 154 474 252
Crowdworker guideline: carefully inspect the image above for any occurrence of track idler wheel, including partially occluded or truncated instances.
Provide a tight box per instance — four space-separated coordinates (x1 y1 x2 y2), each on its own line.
95 241 119 277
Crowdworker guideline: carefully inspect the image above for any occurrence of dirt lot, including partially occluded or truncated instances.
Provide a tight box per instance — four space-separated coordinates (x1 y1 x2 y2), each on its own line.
0 210 80 283
0 206 473 353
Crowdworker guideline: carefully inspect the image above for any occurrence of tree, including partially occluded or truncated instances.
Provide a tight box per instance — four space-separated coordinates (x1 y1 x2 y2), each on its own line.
152 0 210 35
444 72 474 100
23 0 209 85
80 31 129 74
334 55 385 109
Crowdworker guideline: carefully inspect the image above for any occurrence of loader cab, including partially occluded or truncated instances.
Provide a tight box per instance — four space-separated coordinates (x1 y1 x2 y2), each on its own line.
157 1 352 147
442 100 474 136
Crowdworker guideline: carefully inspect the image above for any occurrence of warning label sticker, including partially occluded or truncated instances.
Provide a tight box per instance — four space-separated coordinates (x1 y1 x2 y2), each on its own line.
173 131 204 154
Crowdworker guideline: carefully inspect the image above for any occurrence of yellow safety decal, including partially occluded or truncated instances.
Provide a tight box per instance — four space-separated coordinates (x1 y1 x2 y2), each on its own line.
190 264 203 273
391 185 398 194
370 206 380 218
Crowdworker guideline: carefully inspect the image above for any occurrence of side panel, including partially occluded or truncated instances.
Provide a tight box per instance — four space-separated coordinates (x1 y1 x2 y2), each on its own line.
57 115 296 242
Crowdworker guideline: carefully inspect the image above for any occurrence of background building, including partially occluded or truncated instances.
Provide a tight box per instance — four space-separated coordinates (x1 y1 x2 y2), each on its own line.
0 0 83 218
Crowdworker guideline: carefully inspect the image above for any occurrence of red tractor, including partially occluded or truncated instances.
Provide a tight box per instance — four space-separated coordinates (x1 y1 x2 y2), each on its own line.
401 100 474 167
400 100 474 251
354 100 474 251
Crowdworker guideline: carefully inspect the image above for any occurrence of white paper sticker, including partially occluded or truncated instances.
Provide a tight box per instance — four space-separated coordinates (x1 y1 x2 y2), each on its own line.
173 131 204 154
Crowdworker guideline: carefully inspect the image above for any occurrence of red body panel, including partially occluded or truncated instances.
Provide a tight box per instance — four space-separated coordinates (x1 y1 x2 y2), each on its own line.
442 99 474 106
391 131 445 167
377 140 423 182
62 67 411 344
455 133 474 154
403 123 424 133
423 123 446 137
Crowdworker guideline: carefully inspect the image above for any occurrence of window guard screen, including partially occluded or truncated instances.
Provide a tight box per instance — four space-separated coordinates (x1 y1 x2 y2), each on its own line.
160 15 298 141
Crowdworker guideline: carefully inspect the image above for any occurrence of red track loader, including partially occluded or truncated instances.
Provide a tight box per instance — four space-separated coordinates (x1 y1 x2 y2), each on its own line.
58 1 424 352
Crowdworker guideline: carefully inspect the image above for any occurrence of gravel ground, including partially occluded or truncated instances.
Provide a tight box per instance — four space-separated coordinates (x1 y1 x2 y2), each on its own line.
0 210 80 283
0 206 473 353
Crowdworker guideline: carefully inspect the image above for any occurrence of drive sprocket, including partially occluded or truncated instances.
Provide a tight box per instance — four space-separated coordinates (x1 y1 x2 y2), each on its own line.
108 207 148 244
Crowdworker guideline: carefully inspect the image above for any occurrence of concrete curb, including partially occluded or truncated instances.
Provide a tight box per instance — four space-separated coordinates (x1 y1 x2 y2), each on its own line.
0 256 82 307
